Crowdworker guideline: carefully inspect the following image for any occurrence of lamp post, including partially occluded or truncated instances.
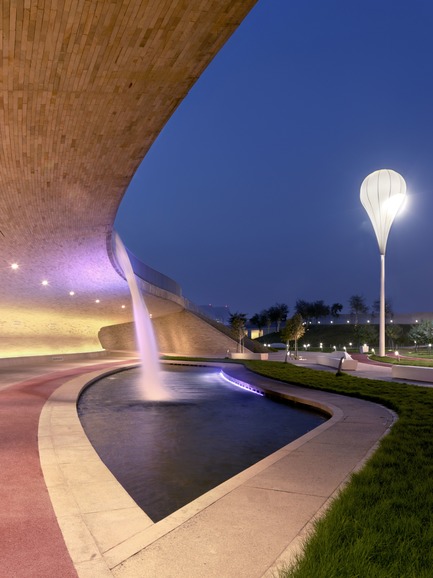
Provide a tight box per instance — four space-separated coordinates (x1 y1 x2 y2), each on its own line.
360 169 406 357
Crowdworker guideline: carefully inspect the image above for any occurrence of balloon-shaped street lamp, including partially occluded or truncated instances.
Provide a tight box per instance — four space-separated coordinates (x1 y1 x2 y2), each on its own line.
360 169 406 357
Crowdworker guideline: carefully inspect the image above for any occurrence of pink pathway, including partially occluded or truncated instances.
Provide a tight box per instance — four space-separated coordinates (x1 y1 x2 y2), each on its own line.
0 360 132 578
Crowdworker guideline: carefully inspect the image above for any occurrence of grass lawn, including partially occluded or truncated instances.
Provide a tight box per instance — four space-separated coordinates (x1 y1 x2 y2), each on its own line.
244 360 433 577
371 354 433 367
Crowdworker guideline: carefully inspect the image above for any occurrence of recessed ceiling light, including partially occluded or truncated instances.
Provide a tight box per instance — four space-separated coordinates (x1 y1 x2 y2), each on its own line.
11 263 19 270
121 304 126 309
41 280 49 286
69 291 75 296
95 299 100 303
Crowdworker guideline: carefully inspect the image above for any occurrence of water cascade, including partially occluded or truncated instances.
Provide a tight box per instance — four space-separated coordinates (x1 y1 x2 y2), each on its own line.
114 233 170 400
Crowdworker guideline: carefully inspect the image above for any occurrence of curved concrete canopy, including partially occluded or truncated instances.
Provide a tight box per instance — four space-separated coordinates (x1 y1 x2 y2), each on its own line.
0 1 257 356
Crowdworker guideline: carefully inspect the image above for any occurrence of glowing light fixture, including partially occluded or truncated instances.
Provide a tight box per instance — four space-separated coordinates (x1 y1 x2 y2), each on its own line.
360 169 407 357
220 370 264 396
95 299 100 303
41 280 49 286
121 304 126 309
11 263 19 270
69 291 75 296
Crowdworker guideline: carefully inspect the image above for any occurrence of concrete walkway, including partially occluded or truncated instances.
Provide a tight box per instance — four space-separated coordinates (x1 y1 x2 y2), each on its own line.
1 356 400 577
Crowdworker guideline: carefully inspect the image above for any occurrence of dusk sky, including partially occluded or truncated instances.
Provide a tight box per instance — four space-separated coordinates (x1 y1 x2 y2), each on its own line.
115 0 433 318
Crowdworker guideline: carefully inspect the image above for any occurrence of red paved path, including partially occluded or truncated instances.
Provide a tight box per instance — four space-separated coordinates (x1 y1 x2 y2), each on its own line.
351 353 392 365
0 360 131 578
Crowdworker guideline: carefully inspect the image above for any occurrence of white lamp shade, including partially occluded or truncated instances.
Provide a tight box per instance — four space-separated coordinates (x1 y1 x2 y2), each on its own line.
360 169 406 254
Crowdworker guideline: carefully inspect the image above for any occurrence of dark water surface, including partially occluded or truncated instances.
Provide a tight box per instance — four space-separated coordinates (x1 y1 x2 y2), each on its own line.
78 366 326 522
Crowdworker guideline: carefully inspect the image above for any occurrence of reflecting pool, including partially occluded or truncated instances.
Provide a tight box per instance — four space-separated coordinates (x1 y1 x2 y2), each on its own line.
78 365 327 522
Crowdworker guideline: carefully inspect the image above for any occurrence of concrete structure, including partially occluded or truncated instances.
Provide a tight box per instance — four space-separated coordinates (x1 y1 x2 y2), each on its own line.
392 364 433 382
314 351 358 370
99 311 244 357
0 0 258 358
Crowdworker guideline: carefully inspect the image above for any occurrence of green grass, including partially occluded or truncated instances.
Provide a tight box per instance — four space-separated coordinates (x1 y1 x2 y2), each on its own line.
243 360 433 578
371 355 433 367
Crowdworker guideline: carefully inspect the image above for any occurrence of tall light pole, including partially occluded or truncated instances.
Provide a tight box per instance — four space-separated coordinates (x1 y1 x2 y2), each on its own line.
360 169 406 357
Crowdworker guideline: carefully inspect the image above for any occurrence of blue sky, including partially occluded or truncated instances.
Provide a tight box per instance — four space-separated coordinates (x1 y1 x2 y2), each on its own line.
115 0 433 318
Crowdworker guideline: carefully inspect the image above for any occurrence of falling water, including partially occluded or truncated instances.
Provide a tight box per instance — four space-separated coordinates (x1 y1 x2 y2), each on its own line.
114 233 170 400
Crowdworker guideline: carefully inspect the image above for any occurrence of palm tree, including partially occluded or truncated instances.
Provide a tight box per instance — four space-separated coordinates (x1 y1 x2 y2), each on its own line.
310 300 330 323
250 311 268 336
349 295 368 325
229 312 247 353
372 299 394 321
295 299 312 323
268 303 289 332
330 302 343 318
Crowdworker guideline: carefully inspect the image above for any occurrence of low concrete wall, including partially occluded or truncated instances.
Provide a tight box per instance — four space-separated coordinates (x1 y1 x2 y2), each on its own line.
229 352 269 361
0 350 110 368
392 364 433 382
314 352 358 371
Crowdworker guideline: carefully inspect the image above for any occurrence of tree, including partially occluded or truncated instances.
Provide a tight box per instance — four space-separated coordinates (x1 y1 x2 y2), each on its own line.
229 312 247 353
356 324 378 348
372 299 394 320
310 300 330 323
408 324 423 351
386 324 404 349
349 295 368 325
264 309 272 334
295 300 330 324
330 303 343 318
281 313 305 360
295 300 313 323
408 320 433 347
267 303 289 332
250 311 268 335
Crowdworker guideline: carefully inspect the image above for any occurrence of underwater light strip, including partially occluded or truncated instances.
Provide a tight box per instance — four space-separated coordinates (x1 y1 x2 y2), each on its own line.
220 371 264 396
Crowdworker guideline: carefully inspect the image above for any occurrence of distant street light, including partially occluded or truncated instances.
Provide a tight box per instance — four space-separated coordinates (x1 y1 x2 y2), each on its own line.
360 169 406 357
